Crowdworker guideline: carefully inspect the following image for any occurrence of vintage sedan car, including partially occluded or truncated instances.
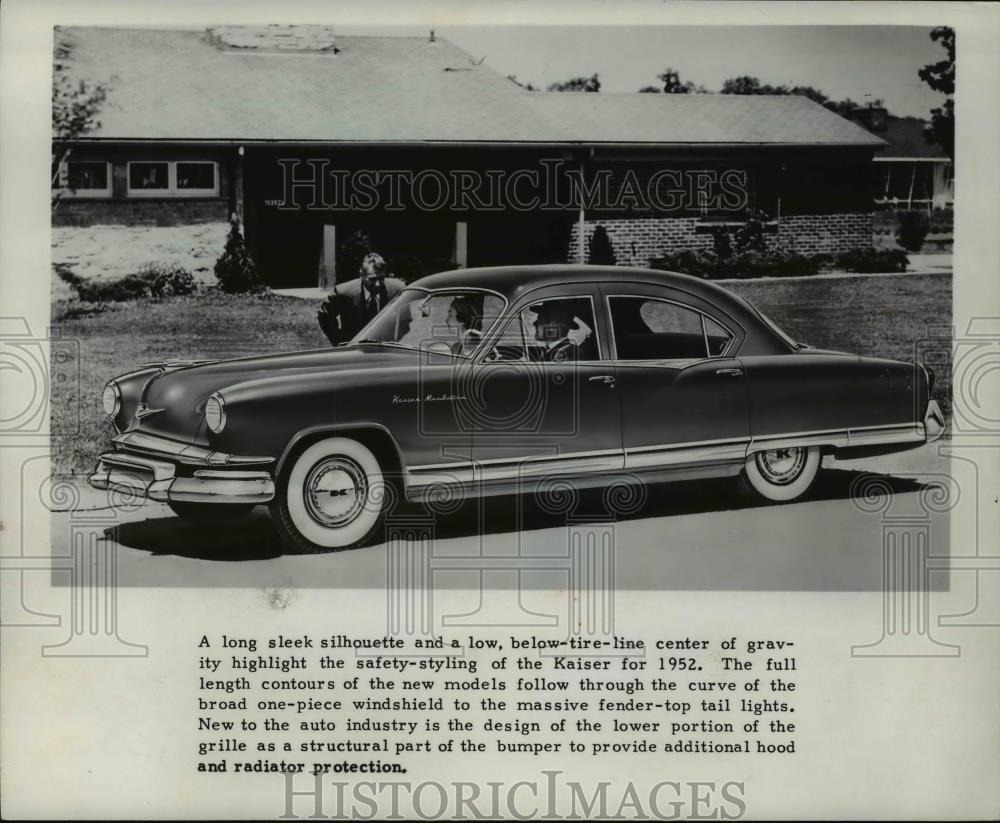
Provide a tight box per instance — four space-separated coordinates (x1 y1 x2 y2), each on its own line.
90 264 944 552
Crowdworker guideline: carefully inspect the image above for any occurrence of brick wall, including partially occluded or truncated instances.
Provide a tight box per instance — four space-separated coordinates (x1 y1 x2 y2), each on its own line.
569 212 872 266
53 198 229 227
568 217 713 266
776 213 872 255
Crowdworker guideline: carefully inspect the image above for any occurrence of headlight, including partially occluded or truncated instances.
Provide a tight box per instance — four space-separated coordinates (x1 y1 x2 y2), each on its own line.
205 393 226 434
102 382 121 417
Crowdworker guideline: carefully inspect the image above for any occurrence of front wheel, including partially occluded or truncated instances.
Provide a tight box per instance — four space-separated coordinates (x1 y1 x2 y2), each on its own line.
737 445 820 503
269 437 387 553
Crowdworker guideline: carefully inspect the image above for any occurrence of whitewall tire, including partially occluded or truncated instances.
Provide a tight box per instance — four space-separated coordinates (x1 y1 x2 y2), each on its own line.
739 445 820 503
269 437 386 552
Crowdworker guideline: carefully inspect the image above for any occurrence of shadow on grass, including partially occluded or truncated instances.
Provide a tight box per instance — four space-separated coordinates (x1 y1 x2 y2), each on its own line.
112 468 931 563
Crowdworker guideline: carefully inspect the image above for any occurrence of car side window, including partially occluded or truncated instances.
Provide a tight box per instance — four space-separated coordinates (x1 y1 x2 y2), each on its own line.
488 296 600 362
608 296 733 361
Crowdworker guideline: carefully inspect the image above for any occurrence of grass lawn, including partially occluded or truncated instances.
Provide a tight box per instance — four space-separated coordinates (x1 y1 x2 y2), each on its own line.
50 272 952 476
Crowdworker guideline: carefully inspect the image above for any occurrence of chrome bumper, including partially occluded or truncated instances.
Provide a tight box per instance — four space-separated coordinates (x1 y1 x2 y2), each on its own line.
924 399 946 443
89 451 274 505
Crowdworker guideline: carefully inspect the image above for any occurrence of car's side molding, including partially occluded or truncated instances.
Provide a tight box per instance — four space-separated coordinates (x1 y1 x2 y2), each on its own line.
402 418 933 495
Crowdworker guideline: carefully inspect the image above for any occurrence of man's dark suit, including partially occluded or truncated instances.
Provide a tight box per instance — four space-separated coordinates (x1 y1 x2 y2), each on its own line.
317 276 405 345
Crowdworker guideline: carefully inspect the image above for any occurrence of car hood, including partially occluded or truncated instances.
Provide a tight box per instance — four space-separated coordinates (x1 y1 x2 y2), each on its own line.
128 344 427 441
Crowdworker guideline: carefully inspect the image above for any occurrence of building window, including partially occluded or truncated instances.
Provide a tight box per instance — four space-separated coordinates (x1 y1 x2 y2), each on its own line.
58 161 112 198
127 161 219 197
176 162 217 192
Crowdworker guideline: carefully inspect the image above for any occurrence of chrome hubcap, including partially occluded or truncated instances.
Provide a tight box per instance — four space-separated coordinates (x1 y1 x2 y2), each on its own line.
303 457 367 527
755 447 807 485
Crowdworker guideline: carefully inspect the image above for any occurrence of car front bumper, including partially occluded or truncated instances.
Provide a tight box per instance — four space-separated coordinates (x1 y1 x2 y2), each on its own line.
924 399 946 443
88 432 275 505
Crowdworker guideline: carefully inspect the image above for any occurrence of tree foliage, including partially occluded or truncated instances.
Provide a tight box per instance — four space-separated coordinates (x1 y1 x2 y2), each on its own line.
588 225 617 265
214 220 264 293
918 26 955 159
720 75 878 118
52 30 112 205
547 73 601 93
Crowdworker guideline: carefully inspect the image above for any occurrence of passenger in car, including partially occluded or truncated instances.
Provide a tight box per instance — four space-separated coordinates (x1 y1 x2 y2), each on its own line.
447 295 484 356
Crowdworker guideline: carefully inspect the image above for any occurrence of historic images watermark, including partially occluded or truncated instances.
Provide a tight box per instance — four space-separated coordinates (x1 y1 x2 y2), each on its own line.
279 771 748 820
268 159 750 214
849 317 1000 658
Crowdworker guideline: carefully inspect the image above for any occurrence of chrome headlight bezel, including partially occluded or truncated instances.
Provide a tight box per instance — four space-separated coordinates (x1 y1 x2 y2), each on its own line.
102 382 121 418
205 393 226 434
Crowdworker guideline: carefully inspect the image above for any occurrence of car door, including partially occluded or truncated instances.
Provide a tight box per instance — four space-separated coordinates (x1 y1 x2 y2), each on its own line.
600 283 751 472
466 283 624 487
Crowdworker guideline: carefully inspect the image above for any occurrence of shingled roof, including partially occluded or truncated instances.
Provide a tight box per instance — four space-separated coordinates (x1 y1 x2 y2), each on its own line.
61 26 884 147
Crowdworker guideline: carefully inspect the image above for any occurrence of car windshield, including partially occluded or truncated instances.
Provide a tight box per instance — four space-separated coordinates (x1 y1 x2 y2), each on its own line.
351 288 506 356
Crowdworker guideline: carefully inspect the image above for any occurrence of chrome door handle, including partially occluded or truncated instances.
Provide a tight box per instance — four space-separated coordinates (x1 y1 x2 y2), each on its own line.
589 374 616 386
715 367 744 377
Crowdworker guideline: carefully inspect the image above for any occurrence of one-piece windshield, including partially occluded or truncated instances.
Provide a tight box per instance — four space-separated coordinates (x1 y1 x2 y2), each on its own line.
350 288 506 357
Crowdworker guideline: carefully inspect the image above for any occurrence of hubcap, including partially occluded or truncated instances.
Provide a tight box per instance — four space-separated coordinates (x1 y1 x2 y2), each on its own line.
755 447 807 485
303 457 367 527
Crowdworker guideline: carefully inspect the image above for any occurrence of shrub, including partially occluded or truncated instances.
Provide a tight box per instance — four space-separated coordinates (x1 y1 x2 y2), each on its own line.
896 210 930 252
588 225 617 265
835 247 909 274
651 247 821 279
56 261 197 302
137 263 197 297
214 220 263 293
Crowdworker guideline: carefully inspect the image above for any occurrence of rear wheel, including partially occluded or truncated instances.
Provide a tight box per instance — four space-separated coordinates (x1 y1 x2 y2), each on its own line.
269 437 386 553
738 445 820 503
168 502 254 524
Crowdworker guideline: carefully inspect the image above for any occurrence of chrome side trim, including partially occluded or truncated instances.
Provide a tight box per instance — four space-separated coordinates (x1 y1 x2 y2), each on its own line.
748 422 925 453
113 431 274 467
404 419 932 490
89 452 274 504
406 449 623 488
626 440 749 470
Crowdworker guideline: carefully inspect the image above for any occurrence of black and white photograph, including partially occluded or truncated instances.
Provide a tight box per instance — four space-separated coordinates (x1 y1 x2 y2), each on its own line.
2 1 998 820
51 21 953 588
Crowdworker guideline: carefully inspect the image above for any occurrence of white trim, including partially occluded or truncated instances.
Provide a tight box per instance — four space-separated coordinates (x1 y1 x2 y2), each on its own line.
875 157 952 163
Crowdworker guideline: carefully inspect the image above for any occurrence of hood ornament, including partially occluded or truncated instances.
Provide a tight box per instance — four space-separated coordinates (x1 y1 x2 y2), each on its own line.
131 403 165 429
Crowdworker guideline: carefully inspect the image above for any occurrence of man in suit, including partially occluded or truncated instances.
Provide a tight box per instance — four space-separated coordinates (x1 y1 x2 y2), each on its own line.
530 299 595 362
317 253 405 346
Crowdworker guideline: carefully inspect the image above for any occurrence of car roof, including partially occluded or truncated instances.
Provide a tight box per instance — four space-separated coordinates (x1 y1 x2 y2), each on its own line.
410 264 764 328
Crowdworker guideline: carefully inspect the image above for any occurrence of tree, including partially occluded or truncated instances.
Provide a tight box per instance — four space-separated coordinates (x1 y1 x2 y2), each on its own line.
588 225 617 265
638 85 661 94
918 26 955 159
547 73 601 93
656 67 705 94
214 219 263 293
52 30 112 207
721 74 883 121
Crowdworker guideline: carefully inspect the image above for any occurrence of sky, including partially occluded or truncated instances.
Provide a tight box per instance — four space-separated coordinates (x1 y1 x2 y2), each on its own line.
340 25 949 118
